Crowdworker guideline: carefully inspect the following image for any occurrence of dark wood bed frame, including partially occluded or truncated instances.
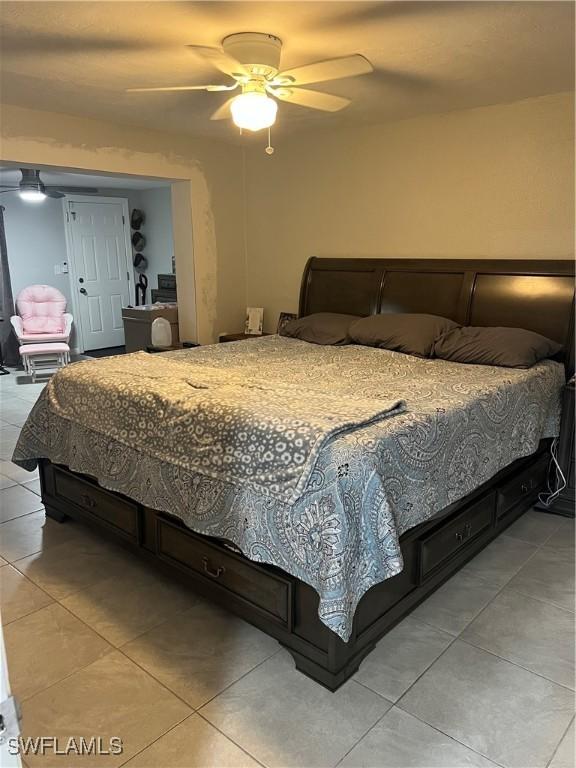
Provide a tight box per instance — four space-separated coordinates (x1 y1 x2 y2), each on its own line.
40 257 575 690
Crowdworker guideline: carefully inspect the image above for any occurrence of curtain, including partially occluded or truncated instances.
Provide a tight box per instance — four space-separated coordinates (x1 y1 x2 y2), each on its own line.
0 205 19 366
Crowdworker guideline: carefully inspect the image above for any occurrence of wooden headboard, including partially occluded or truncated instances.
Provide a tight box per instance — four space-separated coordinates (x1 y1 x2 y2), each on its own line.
299 257 575 372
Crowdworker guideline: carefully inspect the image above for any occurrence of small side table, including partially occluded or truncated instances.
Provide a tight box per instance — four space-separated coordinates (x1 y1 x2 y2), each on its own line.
537 378 575 517
550 378 575 517
146 341 199 353
219 333 270 343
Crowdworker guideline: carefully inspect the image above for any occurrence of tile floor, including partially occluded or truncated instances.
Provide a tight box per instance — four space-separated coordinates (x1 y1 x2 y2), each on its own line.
0 366 574 768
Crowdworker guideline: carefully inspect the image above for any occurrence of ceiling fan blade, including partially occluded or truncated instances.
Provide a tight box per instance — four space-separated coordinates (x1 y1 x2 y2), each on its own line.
209 97 237 121
269 87 350 112
45 186 100 195
274 54 373 87
187 46 247 79
44 190 66 199
127 83 237 93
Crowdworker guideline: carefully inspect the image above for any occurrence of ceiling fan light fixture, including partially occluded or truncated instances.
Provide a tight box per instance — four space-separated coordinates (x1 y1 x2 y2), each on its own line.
231 91 277 132
19 188 46 203
18 169 47 202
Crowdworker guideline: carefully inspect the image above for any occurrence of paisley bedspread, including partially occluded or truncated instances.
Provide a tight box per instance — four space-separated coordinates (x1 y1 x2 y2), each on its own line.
13 336 564 640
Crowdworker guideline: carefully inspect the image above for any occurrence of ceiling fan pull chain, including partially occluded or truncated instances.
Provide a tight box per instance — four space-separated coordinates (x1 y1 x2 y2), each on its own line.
265 126 274 156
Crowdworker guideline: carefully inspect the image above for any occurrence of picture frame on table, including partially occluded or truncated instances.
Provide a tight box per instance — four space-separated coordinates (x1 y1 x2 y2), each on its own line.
277 312 297 333
245 307 264 335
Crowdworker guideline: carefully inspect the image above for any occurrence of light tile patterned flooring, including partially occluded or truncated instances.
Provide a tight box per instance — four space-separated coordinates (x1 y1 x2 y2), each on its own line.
0 367 574 768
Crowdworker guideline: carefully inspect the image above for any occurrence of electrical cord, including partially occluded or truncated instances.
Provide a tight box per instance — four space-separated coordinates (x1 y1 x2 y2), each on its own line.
538 437 567 507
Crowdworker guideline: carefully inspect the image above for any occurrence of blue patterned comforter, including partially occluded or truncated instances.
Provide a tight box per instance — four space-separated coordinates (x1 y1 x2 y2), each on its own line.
13 336 563 640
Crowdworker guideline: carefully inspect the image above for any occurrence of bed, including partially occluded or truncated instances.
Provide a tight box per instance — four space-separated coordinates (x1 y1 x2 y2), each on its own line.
13 257 575 690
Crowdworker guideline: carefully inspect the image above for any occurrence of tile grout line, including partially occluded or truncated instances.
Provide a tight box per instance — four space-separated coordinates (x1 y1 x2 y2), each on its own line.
545 714 574 768
342 628 471 768
386 529 572 765
11 603 202 765
456 635 576 693
332 700 393 768
405 532 542 641
7 602 119 705
0 563 56 628
114 712 197 768
498 583 575 614
3 498 282 766
196 712 268 768
435 533 576 692
504 582 575 614
453 522 573 631
113 643 282 766
349 639 509 768
2 489 295 729
0 506 46 526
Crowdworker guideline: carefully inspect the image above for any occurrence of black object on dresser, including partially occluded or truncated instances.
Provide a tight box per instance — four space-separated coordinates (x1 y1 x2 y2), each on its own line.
151 273 177 303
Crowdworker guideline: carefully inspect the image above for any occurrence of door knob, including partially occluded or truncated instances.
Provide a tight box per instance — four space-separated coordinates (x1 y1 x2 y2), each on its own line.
79 287 87 295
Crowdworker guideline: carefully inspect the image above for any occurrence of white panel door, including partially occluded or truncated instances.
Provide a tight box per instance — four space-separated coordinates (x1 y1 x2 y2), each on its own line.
68 201 131 351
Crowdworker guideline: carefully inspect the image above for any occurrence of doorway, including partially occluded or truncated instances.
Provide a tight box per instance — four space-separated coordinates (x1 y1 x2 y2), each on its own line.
0 164 186 355
64 196 132 352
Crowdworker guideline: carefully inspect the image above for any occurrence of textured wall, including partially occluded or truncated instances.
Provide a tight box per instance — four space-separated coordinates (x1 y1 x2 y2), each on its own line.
244 92 575 331
0 104 247 343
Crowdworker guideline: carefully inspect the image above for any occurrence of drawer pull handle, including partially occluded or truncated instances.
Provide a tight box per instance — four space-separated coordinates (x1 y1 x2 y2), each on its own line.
455 522 472 543
521 483 530 494
81 493 97 508
202 558 225 579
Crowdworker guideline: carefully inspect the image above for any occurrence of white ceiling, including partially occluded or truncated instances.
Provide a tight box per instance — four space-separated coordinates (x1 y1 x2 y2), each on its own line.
0 166 171 190
0 1 573 141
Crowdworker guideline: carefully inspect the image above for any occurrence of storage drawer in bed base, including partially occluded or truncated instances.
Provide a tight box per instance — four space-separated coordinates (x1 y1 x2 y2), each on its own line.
52 465 139 541
416 492 495 584
497 454 548 520
155 514 294 631
39 447 549 691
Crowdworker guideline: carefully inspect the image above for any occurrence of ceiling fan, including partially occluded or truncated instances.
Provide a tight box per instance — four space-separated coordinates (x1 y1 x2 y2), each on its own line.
127 33 374 135
0 169 100 202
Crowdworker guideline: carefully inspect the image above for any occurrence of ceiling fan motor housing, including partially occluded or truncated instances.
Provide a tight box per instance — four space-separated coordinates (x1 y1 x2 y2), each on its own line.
20 168 45 193
222 33 282 78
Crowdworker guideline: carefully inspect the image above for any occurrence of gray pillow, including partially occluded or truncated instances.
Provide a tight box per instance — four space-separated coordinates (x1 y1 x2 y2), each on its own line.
279 312 360 345
433 326 562 368
349 313 458 357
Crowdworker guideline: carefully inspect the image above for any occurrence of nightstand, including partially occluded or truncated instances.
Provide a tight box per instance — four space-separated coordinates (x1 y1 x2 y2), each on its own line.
146 341 199 353
538 378 575 517
551 378 575 516
219 333 270 343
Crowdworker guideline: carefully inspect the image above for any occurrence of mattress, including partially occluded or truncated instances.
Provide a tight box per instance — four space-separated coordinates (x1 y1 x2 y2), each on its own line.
13 336 564 640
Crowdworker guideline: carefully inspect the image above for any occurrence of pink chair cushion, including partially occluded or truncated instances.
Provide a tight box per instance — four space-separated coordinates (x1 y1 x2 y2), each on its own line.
19 333 69 342
22 316 65 334
17 285 67 335
19 343 70 355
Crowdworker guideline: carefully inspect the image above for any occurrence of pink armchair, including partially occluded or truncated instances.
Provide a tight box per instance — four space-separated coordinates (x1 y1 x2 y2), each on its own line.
11 285 73 344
